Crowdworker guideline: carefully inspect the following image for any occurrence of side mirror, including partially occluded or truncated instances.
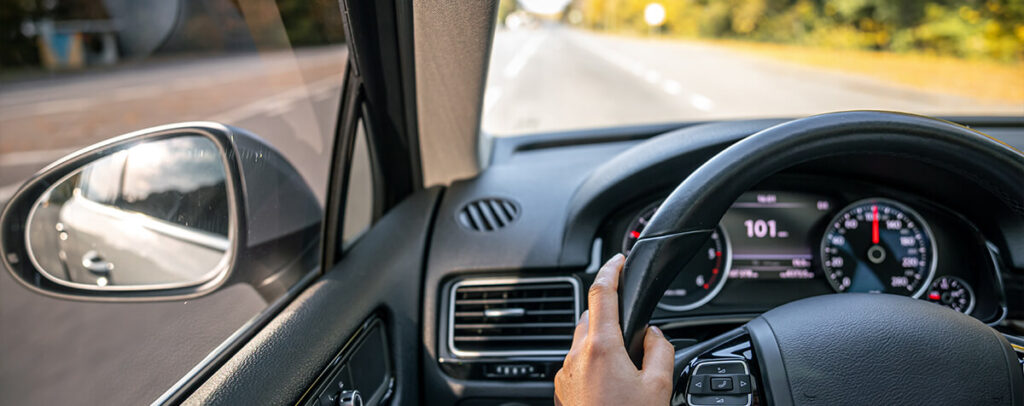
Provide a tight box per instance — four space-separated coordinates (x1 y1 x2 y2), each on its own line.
1 122 321 301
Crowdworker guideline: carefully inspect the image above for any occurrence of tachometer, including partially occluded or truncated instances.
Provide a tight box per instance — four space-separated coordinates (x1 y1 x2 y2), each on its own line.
623 202 732 311
820 198 936 297
925 276 975 314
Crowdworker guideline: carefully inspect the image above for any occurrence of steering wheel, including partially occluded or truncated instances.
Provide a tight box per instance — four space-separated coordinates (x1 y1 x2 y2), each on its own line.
618 111 1024 405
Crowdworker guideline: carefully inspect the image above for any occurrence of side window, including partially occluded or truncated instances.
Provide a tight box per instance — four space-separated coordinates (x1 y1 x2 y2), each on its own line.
0 1 347 405
117 137 229 236
342 119 375 247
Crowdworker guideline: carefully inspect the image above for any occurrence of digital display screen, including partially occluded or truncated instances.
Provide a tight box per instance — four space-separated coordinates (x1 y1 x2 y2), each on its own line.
721 191 834 281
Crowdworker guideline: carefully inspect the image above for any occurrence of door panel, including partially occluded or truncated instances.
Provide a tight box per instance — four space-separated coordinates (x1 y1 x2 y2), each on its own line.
184 188 441 404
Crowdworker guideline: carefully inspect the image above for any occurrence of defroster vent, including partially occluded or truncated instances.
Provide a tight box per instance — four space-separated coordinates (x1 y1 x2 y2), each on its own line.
457 198 520 232
448 277 581 357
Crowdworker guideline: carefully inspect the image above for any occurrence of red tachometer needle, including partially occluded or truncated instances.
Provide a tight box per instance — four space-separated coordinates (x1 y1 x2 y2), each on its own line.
871 205 880 244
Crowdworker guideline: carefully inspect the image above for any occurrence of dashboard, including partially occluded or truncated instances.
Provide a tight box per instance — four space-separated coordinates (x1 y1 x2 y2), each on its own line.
600 176 1008 325
422 117 1024 404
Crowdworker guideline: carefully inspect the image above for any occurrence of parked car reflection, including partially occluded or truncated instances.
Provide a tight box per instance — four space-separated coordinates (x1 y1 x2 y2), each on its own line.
26 136 232 289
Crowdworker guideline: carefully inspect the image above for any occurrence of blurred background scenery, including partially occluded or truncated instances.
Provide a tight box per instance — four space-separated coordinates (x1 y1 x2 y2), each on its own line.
482 0 1023 135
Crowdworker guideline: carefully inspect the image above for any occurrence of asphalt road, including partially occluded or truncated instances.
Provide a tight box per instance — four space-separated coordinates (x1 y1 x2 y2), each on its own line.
482 26 1022 135
0 45 346 206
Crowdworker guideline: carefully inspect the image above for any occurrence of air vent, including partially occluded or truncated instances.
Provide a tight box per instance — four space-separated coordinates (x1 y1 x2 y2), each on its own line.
457 198 520 232
448 277 581 357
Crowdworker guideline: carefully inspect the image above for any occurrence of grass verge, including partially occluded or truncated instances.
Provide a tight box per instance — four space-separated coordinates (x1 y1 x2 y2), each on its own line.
705 38 1024 104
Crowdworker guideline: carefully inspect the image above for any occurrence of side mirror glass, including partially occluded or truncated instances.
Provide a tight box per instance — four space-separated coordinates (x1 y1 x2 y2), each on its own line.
1 122 322 301
26 136 231 289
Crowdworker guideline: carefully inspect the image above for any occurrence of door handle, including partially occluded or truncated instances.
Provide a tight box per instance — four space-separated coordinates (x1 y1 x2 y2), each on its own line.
82 250 114 275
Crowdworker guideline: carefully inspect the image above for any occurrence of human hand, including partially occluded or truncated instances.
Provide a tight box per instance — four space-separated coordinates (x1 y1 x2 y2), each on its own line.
553 253 675 406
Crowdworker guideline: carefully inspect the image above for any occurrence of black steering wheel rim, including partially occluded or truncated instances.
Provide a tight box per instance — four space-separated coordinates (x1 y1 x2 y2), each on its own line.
616 111 1024 404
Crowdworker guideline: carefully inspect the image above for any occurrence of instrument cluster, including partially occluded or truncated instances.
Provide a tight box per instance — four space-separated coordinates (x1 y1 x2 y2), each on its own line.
605 185 1006 324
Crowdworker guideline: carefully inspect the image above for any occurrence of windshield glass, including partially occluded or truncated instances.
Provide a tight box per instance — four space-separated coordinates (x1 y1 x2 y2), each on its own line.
482 0 1024 136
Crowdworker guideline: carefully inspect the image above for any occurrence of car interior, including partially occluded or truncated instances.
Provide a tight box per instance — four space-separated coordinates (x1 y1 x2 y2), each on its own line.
1 1 1023 405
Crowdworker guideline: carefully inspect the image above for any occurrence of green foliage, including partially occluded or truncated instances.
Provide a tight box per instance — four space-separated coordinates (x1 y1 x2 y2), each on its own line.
277 0 346 47
571 0 1024 62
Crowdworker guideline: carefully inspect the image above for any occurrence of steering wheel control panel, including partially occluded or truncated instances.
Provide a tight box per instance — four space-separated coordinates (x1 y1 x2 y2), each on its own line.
686 360 752 406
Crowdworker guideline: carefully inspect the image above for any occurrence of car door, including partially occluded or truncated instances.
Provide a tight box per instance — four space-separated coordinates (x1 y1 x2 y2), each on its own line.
1 0 433 404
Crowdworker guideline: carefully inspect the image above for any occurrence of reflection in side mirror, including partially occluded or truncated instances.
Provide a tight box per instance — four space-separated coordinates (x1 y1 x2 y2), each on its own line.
3 122 321 302
25 136 232 290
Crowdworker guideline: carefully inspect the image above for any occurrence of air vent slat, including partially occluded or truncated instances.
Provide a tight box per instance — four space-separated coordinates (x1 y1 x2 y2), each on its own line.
452 309 575 317
453 335 575 342
455 322 577 329
465 203 489 231
488 199 511 225
478 202 500 229
449 277 580 357
457 198 520 232
477 201 497 228
455 283 570 293
455 297 574 305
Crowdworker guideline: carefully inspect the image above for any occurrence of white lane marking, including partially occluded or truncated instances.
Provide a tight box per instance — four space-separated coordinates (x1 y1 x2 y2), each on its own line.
484 86 504 113
626 61 645 76
662 80 683 95
503 33 547 79
209 76 342 124
689 93 715 111
644 70 661 84
568 30 716 112
0 147 77 167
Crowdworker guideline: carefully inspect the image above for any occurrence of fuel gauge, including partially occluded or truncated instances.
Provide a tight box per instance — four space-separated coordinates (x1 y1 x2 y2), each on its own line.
924 276 975 314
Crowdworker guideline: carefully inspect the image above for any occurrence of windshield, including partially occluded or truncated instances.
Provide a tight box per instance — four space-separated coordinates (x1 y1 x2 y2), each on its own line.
482 0 1024 136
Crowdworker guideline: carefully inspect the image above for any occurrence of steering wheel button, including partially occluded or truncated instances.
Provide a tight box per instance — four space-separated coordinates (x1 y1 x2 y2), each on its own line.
693 360 748 375
688 394 749 406
688 375 709 394
710 377 733 391
734 375 751 394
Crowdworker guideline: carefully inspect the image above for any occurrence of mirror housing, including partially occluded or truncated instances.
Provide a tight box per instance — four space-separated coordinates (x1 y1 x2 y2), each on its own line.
1 122 321 301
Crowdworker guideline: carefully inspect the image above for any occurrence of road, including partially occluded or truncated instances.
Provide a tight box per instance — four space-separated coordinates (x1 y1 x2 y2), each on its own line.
0 45 347 206
483 26 1022 136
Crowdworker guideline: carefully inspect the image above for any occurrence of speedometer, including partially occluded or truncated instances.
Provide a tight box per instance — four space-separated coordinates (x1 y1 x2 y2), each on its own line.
820 198 936 297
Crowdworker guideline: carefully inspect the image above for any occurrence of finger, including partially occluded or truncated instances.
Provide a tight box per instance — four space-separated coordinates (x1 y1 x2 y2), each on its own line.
571 310 590 346
588 254 625 339
641 326 675 378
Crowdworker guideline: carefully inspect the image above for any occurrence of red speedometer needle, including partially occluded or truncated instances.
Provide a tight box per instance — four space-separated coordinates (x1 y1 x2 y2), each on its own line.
871 205 880 244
